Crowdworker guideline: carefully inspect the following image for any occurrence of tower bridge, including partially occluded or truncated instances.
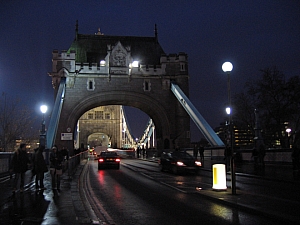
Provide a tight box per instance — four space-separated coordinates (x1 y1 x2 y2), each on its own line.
47 22 224 155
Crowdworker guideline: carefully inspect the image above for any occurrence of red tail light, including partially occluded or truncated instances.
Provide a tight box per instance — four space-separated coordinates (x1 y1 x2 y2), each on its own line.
115 158 121 162
99 158 104 162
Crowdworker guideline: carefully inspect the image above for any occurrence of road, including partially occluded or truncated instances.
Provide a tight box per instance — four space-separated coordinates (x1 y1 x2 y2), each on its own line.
84 158 292 225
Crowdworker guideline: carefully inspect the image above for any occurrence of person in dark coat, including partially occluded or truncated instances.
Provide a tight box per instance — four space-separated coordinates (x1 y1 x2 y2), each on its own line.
252 147 259 167
61 146 69 171
50 146 64 190
199 145 205 163
32 146 48 191
258 144 266 167
193 144 198 159
10 143 30 194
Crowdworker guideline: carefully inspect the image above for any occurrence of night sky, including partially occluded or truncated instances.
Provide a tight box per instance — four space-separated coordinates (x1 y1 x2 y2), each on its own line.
1 1 299 142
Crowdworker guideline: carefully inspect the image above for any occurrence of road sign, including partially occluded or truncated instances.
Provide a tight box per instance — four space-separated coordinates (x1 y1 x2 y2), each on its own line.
61 133 73 140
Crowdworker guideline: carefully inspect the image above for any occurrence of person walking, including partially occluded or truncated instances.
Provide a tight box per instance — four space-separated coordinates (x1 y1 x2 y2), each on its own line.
61 146 69 171
10 143 30 194
199 145 205 163
258 144 266 168
193 144 198 159
32 146 48 191
49 146 63 190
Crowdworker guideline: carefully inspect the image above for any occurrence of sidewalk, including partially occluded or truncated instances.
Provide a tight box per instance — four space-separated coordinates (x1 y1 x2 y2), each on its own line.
196 158 300 224
0 160 93 225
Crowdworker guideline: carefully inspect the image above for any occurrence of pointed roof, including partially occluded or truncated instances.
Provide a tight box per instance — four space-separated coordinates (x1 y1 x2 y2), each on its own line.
68 32 165 66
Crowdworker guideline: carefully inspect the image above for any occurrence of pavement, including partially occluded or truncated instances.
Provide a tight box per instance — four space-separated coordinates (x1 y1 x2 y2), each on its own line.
192 158 300 224
0 156 300 225
0 159 94 225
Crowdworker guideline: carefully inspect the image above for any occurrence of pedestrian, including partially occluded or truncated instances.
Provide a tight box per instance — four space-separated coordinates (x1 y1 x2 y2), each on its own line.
252 147 259 167
61 146 69 171
136 146 140 158
258 144 266 167
50 146 63 190
32 145 48 191
193 144 198 159
61 147 69 160
199 145 204 163
142 146 145 158
10 143 30 194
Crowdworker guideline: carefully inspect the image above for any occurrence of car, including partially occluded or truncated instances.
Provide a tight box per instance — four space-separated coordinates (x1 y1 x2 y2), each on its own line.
158 151 202 174
98 151 121 170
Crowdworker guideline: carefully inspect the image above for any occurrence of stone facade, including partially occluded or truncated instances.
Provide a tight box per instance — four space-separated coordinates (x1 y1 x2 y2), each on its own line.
78 105 122 149
48 25 190 154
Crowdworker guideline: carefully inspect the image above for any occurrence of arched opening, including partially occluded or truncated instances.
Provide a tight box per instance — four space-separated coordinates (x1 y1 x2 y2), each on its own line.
74 104 161 153
61 91 171 155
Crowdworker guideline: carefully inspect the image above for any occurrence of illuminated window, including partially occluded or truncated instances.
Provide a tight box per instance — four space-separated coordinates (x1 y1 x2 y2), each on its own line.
105 113 111 120
95 111 103 119
87 113 93 119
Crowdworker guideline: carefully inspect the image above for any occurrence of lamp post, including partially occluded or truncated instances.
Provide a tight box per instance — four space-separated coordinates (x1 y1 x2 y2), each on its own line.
39 105 48 147
222 62 236 195
286 128 291 148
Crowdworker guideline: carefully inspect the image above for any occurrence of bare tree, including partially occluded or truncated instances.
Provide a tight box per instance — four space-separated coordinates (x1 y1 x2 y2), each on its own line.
233 67 300 148
0 93 37 151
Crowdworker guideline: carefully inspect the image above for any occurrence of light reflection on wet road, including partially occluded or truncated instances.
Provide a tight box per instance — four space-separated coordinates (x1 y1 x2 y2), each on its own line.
86 159 281 225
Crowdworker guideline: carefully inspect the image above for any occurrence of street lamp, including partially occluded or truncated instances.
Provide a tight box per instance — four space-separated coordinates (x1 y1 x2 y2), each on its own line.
286 128 292 148
222 61 236 195
39 105 48 147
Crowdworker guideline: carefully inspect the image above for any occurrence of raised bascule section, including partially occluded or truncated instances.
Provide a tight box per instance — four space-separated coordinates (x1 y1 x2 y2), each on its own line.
171 82 224 147
47 22 224 154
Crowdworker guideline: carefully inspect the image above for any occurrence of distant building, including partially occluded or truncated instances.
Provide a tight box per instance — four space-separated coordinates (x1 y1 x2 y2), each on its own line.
77 105 122 149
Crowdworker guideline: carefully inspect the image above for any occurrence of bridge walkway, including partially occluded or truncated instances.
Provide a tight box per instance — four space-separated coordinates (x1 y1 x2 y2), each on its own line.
0 153 299 224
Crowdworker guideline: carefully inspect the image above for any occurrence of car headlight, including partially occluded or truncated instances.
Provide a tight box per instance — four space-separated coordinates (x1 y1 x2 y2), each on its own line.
176 161 185 166
195 161 202 166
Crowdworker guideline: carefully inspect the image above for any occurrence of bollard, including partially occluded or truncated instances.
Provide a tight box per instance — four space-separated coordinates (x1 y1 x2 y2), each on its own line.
212 164 227 190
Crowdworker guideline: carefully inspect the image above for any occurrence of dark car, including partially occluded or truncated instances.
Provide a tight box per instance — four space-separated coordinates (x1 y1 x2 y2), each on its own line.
98 151 121 170
158 151 201 174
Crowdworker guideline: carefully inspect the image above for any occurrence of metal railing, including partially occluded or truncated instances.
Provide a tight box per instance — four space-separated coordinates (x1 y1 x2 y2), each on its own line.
66 150 88 178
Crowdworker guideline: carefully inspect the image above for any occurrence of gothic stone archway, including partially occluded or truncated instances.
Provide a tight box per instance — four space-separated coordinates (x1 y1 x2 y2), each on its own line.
49 25 190 155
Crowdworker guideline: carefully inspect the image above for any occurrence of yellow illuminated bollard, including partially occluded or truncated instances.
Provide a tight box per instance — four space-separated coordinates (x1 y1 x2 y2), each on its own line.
212 164 227 190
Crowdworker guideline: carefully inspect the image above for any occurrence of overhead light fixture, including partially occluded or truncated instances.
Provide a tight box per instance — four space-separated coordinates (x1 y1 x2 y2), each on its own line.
132 61 139 68
100 60 106 66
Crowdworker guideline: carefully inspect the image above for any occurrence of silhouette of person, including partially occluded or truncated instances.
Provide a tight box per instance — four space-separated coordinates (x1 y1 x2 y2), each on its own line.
10 143 30 194
193 144 198 159
32 145 48 191
258 144 266 167
50 146 64 190
252 147 259 167
199 145 204 163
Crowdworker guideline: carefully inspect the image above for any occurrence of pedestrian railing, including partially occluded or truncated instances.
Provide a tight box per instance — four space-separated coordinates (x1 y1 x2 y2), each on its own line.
66 150 88 178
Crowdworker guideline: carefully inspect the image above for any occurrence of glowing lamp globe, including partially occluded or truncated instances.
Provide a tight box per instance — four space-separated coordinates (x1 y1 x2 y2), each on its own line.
40 105 48 114
222 62 233 73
